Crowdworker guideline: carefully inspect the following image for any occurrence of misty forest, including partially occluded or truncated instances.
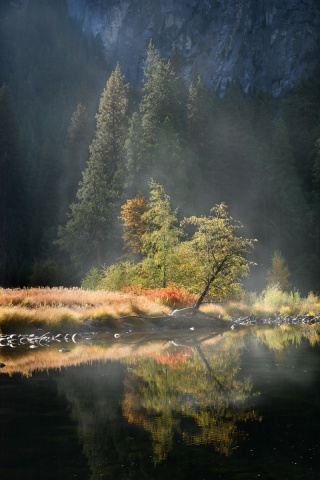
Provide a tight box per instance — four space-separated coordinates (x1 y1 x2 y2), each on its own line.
2 0 320 300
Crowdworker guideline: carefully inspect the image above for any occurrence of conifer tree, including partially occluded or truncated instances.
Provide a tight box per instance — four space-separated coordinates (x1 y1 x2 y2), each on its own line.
187 76 210 158
141 180 182 288
140 41 178 166
57 65 128 270
124 112 144 195
267 250 291 292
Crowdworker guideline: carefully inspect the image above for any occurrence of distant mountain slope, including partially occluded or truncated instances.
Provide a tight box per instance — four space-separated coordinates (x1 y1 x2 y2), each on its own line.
67 0 320 95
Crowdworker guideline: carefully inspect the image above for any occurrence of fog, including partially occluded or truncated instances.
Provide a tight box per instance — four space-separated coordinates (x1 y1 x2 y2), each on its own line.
0 0 319 295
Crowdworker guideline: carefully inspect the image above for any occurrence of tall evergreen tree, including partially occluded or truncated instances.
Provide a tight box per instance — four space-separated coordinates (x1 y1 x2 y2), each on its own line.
57 65 128 271
141 180 182 288
140 41 178 167
187 76 211 159
124 112 144 196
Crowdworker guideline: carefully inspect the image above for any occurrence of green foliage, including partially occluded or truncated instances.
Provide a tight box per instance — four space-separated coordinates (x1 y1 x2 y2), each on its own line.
139 40 181 186
95 188 256 305
57 65 128 269
140 41 178 146
81 267 104 290
100 261 142 291
124 112 144 195
140 180 182 287
179 203 256 306
259 284 301 315
2 11 320 294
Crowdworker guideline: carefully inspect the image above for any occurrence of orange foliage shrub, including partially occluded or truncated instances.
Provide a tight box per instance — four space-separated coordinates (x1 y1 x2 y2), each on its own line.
121 283 196 308
148 350 191 367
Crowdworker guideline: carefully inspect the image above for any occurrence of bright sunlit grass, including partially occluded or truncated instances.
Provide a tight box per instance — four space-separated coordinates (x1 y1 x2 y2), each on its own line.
0 287 171 332
1 285 320 333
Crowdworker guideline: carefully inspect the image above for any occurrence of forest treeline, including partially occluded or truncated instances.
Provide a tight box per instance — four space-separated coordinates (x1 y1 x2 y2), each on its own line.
1 0 320 294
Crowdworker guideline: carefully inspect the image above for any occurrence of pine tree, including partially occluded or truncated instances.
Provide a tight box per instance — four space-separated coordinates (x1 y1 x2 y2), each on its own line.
140 41 178 167
141 180 182 288
267 250 291 292
124 112 144 195
57 65 128 270
187 76 211 159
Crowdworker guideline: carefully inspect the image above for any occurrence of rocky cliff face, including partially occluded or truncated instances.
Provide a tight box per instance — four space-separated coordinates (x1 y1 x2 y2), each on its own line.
67 0 320 96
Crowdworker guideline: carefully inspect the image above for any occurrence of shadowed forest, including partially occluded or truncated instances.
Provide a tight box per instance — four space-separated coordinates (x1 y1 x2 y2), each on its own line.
1 0 320 296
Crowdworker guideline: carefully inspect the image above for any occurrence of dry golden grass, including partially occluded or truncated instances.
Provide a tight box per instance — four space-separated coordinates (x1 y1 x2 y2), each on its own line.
0 287 171 332
0 287 153 307
2 286 320 333
0 341 171 377
199 303 226 317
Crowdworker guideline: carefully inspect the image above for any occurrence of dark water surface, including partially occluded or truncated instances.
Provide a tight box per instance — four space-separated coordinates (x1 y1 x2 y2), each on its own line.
0 325 319 479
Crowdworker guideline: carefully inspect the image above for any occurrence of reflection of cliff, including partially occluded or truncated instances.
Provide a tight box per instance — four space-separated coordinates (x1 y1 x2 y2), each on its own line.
121 338 261 463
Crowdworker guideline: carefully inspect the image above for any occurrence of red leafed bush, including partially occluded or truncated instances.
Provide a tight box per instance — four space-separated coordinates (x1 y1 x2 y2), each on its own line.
148 350 191 367
122 283 196 308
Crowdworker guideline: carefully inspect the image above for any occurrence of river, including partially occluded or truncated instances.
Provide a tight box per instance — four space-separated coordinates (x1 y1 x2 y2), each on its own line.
0 323 319 479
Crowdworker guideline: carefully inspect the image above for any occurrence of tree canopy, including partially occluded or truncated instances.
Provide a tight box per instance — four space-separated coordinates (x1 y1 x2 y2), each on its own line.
92 183 256 306
57 65 128 270
1 7 320 293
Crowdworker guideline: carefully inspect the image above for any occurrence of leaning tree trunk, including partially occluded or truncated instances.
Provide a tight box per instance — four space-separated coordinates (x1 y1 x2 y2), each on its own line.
193 260 227 309
193 273 216 309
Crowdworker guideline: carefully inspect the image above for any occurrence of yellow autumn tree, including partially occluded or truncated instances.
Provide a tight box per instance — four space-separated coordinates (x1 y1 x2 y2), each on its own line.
120 193 149 254
267 250 291 292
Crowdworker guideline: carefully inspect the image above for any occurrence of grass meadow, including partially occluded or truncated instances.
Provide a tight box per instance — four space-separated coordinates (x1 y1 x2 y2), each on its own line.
1 285 320 333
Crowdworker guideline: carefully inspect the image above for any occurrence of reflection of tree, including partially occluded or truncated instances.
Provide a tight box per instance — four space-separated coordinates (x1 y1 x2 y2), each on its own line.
253 324 320 350
49 324 320 478
121 336 261 463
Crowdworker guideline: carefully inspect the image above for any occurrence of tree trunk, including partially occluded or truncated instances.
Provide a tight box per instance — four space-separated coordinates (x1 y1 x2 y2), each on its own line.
193 273 216 309
193 259 227 309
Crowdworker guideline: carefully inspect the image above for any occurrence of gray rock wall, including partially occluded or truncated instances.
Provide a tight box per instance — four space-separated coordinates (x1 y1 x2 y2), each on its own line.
67 0 320 95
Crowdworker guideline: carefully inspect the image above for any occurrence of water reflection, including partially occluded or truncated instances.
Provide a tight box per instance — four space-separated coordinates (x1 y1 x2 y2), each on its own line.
121 337 260 462
0 323 320 479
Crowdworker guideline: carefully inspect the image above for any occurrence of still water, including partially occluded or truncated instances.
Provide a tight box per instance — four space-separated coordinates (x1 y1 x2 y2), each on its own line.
0 324 319 480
